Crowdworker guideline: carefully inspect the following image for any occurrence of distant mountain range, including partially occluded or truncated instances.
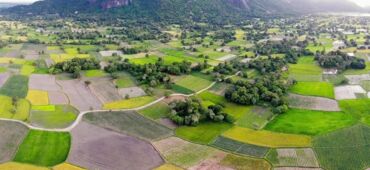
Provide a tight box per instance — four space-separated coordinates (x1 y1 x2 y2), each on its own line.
1 0 366 21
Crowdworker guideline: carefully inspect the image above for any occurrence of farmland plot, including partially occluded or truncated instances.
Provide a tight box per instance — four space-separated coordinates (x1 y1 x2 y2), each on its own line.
153 137 217 168
313 124 370 170
211 136 269 158
345 74 370 85
174 75 213 92
219 154 271 170
0 162 48 170
29 74 61 91
87 77 122 103
68 122 163 170
0 121 29 163
53 163 85 170
0 95 30 121
0 73 9 88
83 111 173 140
288 94 340 111
30 105 78 128
48 91 69 105
266 148 320 167
0 75 28 98
335 85 367 100
118 87 146 98
57 79 102 111
290 82 334 99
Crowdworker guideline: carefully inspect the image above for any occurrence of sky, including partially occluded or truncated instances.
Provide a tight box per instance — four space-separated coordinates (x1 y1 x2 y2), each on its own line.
1 0 370 7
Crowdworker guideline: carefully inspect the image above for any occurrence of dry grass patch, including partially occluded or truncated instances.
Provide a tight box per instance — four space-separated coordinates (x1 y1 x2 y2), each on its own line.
53 163 85 170
0 162 48 170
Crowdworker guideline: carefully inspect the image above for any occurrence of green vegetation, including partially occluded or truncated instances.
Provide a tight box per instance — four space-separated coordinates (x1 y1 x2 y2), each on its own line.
138 102 170 120
175 122 232 144
339 99 370 125
14 130 71 166
20 65 35 76
220 154 271 170
211 136 269 158
265 108 356 135
0 75 29 98
288 56 322 81
174 75 213 92
223 126 312 148
84 69 107 77
236 106 274 130
290 81 334 99
114 72 136 88
103 96 156 110
0 95 30 121
29 105 78 128
313 124 370 170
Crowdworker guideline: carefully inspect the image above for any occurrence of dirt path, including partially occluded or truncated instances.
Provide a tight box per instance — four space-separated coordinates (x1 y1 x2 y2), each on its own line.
0 73 237 132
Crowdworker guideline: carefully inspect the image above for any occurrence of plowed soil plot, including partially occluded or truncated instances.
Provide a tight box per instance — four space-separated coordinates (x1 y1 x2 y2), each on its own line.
266 148 320 167
48 91 69 105
88 77 122 103
335 85 366 100
118 87 146 98
288 94 340 111
22 50 39 60
0 73 9 88
68 122 163 170
0 121 29 163
57 79 102 111
29 74 61 91
83 111 173 141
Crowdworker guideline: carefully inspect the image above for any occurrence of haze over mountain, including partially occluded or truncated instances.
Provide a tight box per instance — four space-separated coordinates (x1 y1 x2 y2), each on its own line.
1 0 365 22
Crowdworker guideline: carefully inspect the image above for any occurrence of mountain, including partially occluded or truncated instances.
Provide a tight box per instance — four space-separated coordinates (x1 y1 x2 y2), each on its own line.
0 3 25 9
1 0 364 21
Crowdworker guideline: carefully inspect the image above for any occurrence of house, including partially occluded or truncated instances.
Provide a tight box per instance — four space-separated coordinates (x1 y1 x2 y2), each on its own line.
323 69 338 75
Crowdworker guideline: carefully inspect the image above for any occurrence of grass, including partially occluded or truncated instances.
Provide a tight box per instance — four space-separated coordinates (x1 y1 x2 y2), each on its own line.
265 108 356 135
288 56 322 82
360 80 370 91
83 111 173 140
20 65 35 76
32 105 56 111
0 75 29 98
0 67 6 73
223 126 312 148
313 124 370 170
84 69 107 77
103 96 156 110
339 99 370 125
220 154 271 170
174 75 213 92
290 81 334 99
175 122 232 144
30 105 78 128
14 130 71 166
26 90 49 106
211 136 269 158
236 106 274 130
138 101 170 120
0 162 49 170
114 72 136 88
0 95 30 121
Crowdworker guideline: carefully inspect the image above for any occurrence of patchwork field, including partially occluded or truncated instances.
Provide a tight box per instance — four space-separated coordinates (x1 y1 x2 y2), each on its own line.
265 108 356 135
175 122 232 144
83 111 173 140
0 95 30 121
219 154 271 170
14 130 71 166
88 77 122 103
313 124 370 170
138 101 170 120
266 148 320 167
29 105 78 128
290 82 335 99
68 122 163 170
153 137 217 168
339 99 370 125
288 56 323 82
0 162 48 170
174 75 213 92
211 136 269 158
0 121 29 163
223 126 312 148
0 75 29 98
236 106 274 130
288 93 340 111
103 96 156 110
26 90 49 105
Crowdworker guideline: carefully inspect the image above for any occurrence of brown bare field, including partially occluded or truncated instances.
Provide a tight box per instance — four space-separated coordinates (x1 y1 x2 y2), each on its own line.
48 91 69 105
29 74 61 91
118 87 147 98
87 77 122 103
57 79 102 111
68 122 164 170
288 94 340 111
0 121 29 163
0 73 10 88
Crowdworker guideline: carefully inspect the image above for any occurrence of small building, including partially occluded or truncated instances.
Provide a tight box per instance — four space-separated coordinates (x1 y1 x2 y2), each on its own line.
347 53 355 57
323 69 338 75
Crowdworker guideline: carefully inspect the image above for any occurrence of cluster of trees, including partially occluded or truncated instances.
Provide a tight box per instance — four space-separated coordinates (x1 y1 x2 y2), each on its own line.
249 57 287 74
225 73 292 114
49 58 100 78
105 58 193 87
213 60 248 75
169 97 234 126
315 51 366 71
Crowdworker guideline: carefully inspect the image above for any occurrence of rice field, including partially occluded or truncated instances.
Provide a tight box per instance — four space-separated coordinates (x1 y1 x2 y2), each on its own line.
0 95 30 121
223 126 312 148
265 108 356 135
236 106 274 130
288 56 322 82
14 130 71 166
266 148 320 167
220 154 271 170
0 75 29 98
50 53 89 63
103 96 156 110
0 162 48 170
313 124 370 170
29 105 78 128
83 70 106 77
20 65 35 76
138 101 170 120
290 81 335 99
174 75 213 92
339 99 370 125
175 122 232 144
